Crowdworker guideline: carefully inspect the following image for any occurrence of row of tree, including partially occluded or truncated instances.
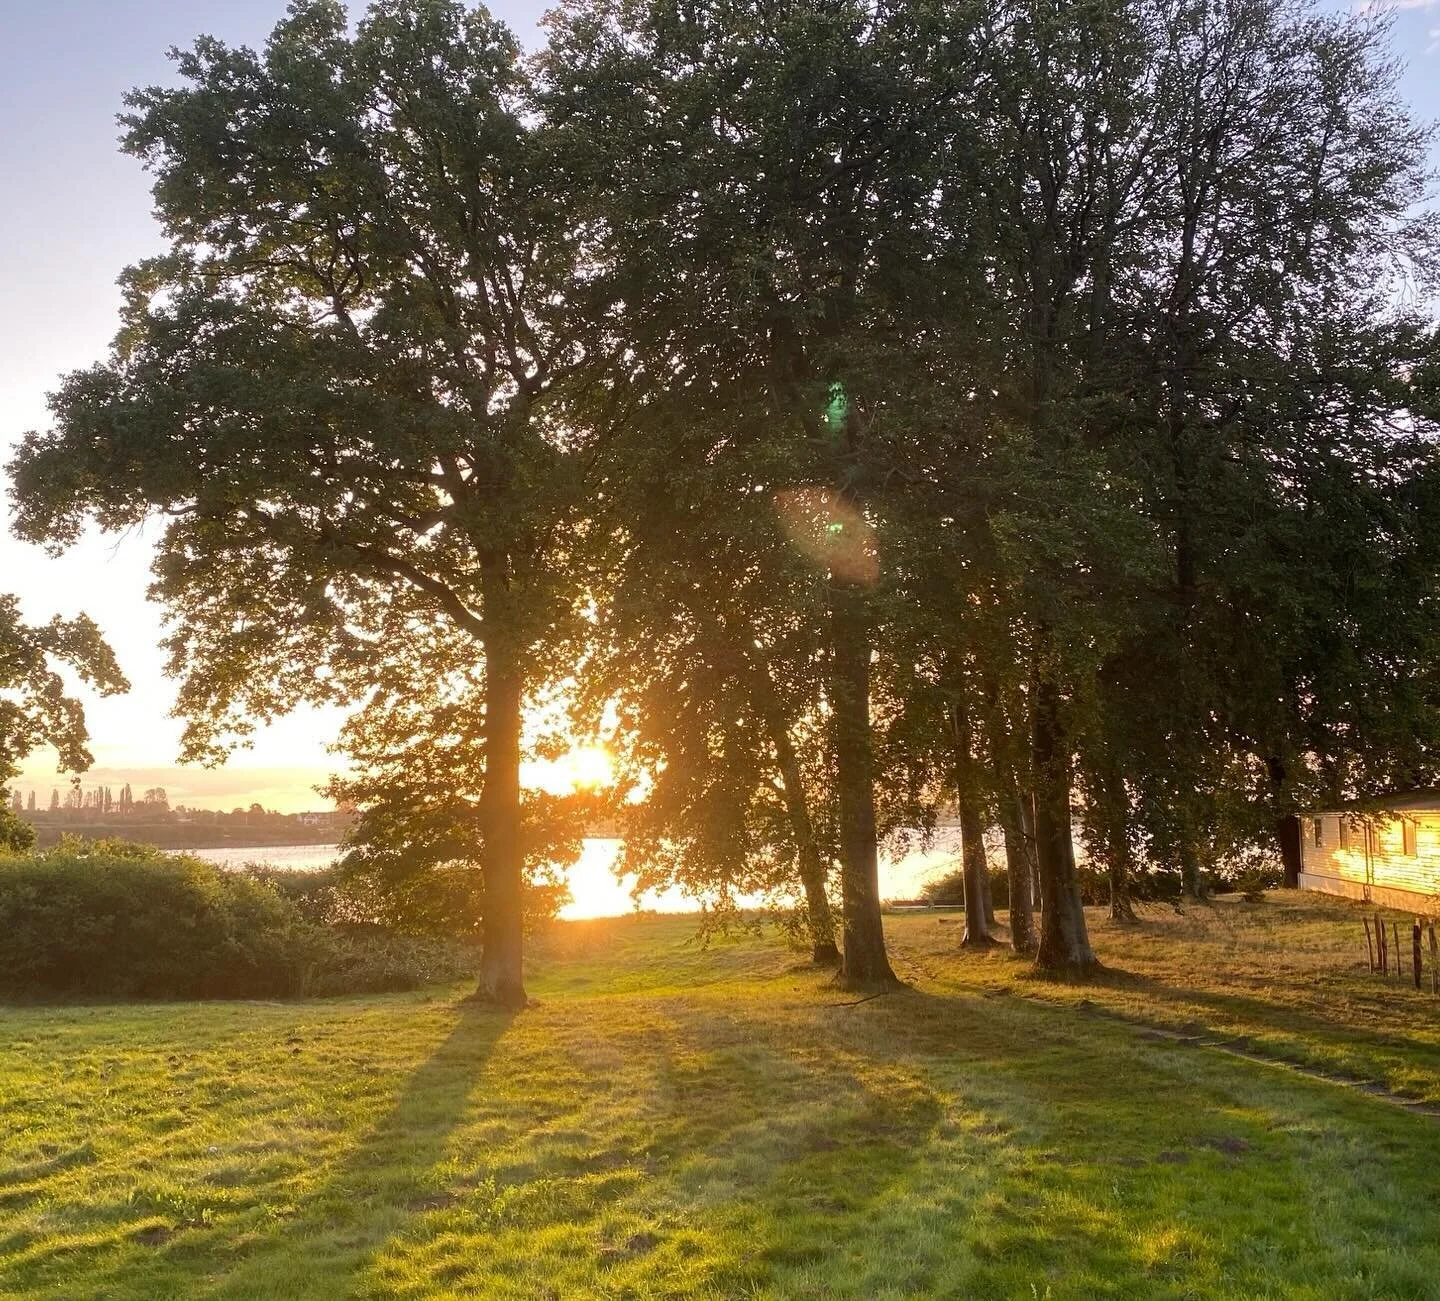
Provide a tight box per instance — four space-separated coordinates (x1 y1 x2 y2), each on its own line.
10 783 163 815
10 0 1440 1004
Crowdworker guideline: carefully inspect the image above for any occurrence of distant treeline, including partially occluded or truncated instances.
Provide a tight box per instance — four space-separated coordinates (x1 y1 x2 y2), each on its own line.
11 787 353 850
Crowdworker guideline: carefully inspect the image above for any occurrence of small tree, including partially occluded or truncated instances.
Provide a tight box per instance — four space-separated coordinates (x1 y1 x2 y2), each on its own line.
0 594 126 851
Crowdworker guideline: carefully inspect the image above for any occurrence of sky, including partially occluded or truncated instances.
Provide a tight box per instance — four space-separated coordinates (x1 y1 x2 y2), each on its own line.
0 0 548 810
1 0 1438 810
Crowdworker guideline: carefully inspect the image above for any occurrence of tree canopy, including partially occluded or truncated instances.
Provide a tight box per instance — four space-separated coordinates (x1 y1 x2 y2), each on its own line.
11 0 1440 991
0 595 127 850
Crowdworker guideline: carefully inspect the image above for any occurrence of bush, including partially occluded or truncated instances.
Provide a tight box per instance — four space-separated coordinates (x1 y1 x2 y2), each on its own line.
922 859 1188 910
920 865 1011 908
300 927 477 996
0 841 475 1001
243 864 367 927
919 866 965 906
0 794 35 853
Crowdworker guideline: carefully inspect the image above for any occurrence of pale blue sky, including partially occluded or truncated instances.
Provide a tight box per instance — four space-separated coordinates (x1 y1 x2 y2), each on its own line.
0 0 548 808
0 0 1434 807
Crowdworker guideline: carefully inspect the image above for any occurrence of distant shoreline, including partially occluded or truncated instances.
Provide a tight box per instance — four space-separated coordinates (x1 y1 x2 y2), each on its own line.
25 822 344 851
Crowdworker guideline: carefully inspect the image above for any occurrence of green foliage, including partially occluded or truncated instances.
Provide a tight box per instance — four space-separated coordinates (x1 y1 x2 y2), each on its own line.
323 642 582 937
6 0 602 759
6 0 625 1000
0 594 126 786
0 842 473 1000
918 865 965 908
0 792 36 853
0 841 306 999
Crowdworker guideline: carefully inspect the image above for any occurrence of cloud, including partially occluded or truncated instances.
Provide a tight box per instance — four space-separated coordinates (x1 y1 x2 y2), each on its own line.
11 763 335 813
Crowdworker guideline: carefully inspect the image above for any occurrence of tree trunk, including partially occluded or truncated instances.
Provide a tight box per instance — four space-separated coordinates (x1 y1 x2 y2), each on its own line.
830 581 899 989
1276 814 1301 889
1104 767 1137 922
1031 668 1098 975
770 718 840 965
476 586 528 1009
1179 837 1204 900
980 859 998 929
1108 852 1137 922
710 602 841 965
1021 793 1042 910
959 793 997 948
977 672 1036 952
999 798 1038 953
1266 757 1301 888
949 693 995 947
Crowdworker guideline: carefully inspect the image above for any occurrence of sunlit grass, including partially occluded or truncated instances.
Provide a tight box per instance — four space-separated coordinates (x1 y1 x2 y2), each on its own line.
2 894 1438 1298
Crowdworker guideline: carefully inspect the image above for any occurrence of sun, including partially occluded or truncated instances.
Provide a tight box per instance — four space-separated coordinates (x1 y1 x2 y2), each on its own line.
522 744 614 796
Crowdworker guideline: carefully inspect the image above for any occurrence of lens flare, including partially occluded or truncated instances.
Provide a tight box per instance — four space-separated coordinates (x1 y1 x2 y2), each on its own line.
774 487 879 585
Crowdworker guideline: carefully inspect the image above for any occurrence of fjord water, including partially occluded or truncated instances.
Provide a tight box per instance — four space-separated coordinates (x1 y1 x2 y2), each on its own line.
190 831 960 921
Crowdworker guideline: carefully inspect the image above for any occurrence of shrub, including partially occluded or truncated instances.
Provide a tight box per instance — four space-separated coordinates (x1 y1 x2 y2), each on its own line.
0 794 35 853
301 927 477 996
0 841 304 998
920 865 1011 908
243 864 368 927
0 841 475 1001
919 866 965 906
921 859 1187 910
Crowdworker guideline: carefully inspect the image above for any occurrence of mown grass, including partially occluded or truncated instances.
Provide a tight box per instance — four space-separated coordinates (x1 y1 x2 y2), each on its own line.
2 892 1438 1298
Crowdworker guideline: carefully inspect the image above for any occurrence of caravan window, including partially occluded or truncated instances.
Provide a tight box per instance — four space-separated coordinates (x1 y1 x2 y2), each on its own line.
1404 819 1418 857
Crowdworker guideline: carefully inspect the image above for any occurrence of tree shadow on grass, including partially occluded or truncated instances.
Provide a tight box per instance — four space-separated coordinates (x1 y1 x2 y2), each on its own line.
1065 964 1440 1071
764 985 1440 1297
60 1000 520 1301
53 975 1440 1299
205 1001 515 1298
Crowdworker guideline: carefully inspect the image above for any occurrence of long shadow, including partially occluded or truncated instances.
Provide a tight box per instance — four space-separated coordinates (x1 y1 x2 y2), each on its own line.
760 983 1440 1295
188 1000 516 1298
1070 964 1440 1063
903 906 1440 1066
64 975 1440 1299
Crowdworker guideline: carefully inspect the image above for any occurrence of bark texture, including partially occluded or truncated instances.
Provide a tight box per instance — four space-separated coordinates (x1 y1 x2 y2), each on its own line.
1031 670 1098 975
830 582 899 988
979 865 998 930
998 794 1038 953
770 718 841 964
950 694 995 947
476 620 528 1009
1103 768 1137 922
1276 814 1302 889
959 792 997 947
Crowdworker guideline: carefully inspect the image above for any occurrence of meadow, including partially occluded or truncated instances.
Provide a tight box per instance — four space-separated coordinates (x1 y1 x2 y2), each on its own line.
2 893 1438 1299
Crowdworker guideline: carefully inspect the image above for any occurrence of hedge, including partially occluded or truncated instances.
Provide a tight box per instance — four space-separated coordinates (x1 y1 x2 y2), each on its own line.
0 841 475 1000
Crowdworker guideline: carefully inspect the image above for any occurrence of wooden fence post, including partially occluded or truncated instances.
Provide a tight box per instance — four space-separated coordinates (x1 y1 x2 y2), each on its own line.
1394 922 1404 981
1430 922 1438 996
1378 915 1388 974
1364 917 1375 972
1414 919 1423 992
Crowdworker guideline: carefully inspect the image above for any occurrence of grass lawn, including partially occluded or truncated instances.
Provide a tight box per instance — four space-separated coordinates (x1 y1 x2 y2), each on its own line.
2 892 1439 1299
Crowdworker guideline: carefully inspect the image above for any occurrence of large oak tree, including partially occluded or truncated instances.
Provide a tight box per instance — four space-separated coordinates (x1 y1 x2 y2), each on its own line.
9 0 613 1006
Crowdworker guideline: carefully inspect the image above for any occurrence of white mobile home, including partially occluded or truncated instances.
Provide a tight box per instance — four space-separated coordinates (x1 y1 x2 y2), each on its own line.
1299 793 1440 913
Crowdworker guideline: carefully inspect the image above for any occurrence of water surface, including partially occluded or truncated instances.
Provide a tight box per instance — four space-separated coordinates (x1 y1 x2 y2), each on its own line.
189 829 961 920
